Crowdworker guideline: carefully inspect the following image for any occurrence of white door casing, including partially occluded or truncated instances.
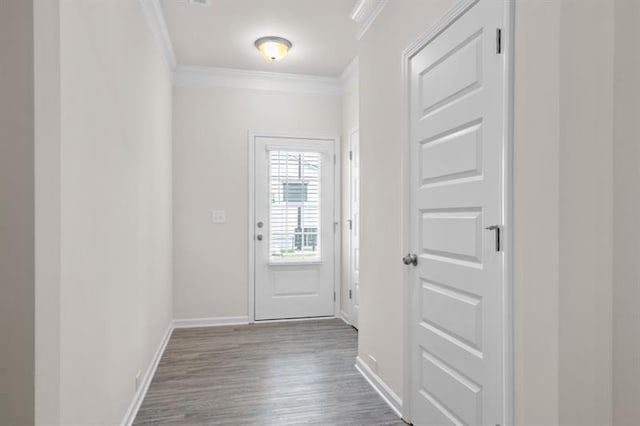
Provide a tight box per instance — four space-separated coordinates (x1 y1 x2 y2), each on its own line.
349 128 360 329
251 134 337 321
403 0 513 425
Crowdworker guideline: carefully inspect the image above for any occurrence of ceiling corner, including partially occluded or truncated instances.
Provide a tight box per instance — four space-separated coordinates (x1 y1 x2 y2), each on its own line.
340 57 359 88
140 0 177 71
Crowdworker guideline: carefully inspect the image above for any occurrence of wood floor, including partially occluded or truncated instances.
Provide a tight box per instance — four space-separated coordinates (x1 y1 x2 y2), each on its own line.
134 319 405 425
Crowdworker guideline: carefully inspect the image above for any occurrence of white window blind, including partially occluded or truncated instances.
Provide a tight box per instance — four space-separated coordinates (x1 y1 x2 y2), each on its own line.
269 151 321 261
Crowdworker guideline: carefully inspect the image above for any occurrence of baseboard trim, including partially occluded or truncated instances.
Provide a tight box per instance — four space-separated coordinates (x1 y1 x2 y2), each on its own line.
121 322 173 426
122 316 248 424
172 316 249 328
355 356 403 419
339 310 351 326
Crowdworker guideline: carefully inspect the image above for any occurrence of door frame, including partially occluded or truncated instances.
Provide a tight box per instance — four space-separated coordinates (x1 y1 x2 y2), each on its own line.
400 0 515 423
248 131 341 323
346 126 359 325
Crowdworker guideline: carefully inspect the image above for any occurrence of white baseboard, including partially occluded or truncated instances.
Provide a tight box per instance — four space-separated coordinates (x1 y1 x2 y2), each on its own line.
172 316 249 328
121 316 248 425
339 310 351 326
355 356 403 419
121 322 173 426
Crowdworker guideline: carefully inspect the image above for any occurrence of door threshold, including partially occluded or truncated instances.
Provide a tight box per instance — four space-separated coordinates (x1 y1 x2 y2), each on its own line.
252 315 336 324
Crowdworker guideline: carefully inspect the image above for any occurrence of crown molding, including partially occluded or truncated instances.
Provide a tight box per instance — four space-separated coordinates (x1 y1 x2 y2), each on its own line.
173 65 347 97
141 0 358 96
139 0 177 71
350 0 389 40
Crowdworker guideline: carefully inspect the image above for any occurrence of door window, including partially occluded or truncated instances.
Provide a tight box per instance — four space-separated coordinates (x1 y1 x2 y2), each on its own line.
268 150 321 262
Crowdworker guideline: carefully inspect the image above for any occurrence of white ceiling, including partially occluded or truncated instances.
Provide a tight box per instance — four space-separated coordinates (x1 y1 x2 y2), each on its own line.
160 0 359 77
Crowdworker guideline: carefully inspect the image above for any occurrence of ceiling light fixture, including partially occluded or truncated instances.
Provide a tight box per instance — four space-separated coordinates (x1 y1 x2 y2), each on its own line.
254 36 292 62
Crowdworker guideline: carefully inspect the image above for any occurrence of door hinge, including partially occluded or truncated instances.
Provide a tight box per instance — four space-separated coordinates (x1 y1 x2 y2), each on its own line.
349 150 353 161
348 219 353 230
485 225 501 252
333 291 336 301
349 289 353 300
496 28 503 54
333 154 336 164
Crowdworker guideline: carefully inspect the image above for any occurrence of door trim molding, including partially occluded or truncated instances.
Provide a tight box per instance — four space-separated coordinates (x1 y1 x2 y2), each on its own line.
247 132 341 323
347 126 360 326
400 0 515 423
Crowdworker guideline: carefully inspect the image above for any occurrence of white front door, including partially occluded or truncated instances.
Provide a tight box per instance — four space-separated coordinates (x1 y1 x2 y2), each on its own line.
406 0 509 424
348 128 360 329
253 135 336 321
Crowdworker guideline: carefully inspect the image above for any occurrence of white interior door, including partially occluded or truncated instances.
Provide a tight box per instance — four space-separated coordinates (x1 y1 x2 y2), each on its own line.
348 128 360 329
406 0 508 424
254 136 335 320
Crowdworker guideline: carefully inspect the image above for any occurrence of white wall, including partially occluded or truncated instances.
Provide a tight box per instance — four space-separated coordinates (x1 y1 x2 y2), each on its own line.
341 72 359 318
34 1 174 423
359 0 616 424
0 1 35 424
613 0 640 423
513 1 561 423
358 0 457 397
173 86 341 320
34 0 62 422
558 1 614 424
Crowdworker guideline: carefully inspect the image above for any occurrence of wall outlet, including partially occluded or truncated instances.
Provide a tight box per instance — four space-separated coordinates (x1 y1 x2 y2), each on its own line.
135 370 142 391
211 210 226 224
368 354 378 373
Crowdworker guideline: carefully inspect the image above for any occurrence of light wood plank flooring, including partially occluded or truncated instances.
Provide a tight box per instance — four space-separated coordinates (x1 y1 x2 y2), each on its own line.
134 319 405 425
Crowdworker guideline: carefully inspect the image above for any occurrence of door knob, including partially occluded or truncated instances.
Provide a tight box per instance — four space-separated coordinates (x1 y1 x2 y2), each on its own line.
256 234 263 241
257 221 264 228
403 253 418 266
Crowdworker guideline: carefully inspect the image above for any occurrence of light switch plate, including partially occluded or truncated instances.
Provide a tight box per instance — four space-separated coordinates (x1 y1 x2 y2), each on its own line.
211 210 226 224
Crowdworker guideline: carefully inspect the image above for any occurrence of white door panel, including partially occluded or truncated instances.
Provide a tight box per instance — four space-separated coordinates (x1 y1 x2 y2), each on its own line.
421 209 483 263
407 1 508 425
420 281 483 349
254 136 335 320
419 122 482 185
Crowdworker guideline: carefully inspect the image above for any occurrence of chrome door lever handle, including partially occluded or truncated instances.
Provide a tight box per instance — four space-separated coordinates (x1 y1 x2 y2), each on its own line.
403 253 418 266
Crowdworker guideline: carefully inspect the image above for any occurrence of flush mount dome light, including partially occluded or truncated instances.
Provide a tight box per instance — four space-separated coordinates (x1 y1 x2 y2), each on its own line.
254 36 292 62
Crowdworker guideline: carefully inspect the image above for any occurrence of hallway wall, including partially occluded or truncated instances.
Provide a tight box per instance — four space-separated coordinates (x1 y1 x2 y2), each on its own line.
172 86 341 320
558 1 614 424
34 0 62 422
33 1 174 423
513 2 561 422
613 0 640 423
357 0 457 399
0 1 35 424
